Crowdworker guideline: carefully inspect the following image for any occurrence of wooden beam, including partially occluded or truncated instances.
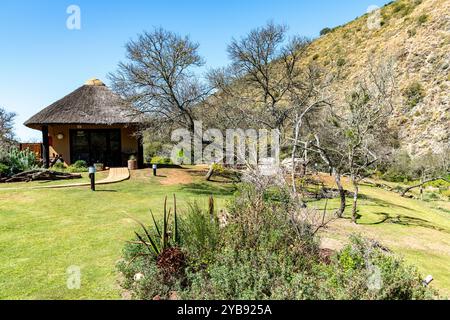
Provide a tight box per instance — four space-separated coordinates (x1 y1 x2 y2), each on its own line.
137 136 144 169
42 125 50 169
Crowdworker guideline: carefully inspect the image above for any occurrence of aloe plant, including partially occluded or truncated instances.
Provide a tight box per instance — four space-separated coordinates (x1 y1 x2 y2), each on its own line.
133 195 180 257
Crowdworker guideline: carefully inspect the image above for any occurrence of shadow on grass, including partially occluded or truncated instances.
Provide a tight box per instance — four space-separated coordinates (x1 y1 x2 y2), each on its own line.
358 211 448 233
357 194 420 213
179 182 237 196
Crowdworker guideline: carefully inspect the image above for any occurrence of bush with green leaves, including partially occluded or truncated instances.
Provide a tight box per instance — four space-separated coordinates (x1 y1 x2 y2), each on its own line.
73 160 87 168
403 81 425 108
65 165 88 173
63 160 88 173
0 163 10 177
179 200 220 269
144 141 164 163
417 14 428 25
117 195 186 299
150 156 173 165
303 236 437 300
0 148 37 175
52 162 66 171
320 27 332 36
118 185 438 300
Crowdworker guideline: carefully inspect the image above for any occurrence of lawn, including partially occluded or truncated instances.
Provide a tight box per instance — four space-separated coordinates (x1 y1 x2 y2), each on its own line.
310 175 450 297
0 168 236 299
0 168 449 299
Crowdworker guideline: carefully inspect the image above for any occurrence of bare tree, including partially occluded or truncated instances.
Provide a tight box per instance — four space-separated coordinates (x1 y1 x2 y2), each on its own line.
303 60 397 221
328 62 396 223
109 28 211 139
208 22 334 199
401 150 450 198
288 64 334 194
208 22 310 132
0 107 16 150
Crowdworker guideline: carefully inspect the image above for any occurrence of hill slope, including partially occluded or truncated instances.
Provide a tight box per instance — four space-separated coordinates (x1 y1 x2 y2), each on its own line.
305 0 449 155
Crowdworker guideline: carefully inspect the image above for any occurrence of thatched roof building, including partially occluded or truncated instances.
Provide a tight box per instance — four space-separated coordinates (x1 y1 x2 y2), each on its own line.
25 79 145 169
25 79 142 129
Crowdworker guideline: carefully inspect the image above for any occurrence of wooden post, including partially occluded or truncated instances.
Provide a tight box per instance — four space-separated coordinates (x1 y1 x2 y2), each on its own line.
89 173 96 191
42 125 50 169
89 166 96 191
137 136 144 169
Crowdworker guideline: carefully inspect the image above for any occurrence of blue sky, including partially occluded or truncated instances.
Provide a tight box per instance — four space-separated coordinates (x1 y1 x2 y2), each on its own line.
0 0 392 141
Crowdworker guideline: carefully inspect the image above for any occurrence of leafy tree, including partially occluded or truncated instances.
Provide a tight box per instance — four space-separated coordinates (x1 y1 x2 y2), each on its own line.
0 107 16 150
320 27 332 36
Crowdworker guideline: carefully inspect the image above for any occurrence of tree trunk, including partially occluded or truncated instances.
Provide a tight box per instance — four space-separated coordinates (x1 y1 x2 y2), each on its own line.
334 170 346 218
351 175 359 224
400 177 449 197
419 180 424 201
42 125 50 169
205 163 215 181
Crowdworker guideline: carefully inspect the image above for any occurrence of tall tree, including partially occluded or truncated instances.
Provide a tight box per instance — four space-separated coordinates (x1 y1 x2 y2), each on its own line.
208 22 311 132
307 60 396 220
0 107 16 150
208 23 333 199
109 28 210 136
307 60 396 221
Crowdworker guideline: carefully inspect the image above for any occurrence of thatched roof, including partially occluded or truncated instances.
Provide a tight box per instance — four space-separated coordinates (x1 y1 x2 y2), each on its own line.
25 79 144 130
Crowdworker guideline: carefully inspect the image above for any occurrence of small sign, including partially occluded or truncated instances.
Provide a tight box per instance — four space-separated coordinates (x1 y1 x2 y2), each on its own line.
88 166 96 174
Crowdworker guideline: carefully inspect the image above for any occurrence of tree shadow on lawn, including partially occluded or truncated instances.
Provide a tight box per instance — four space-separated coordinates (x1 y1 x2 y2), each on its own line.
359 193 419 211
179 183 237 196
344 193 448 233
358 211 448 233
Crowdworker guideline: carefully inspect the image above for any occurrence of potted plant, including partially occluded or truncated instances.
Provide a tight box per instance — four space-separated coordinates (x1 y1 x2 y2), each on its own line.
128 155 138 170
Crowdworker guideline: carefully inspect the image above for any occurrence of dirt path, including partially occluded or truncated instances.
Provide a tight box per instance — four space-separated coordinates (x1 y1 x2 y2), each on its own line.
158 168 194 186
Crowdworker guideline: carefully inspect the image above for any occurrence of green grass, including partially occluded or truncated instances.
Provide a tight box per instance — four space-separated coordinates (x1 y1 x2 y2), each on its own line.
0 168 235 299
310 179 450 297
1 169 449 299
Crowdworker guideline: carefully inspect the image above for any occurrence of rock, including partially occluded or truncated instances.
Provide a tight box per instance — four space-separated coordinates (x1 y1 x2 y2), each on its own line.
169 291 179 300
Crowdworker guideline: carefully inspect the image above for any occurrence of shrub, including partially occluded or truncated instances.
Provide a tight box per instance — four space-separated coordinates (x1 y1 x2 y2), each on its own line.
2 148 37 174
308 236 436 300
150 156 173 165
0 163 10 176
65 160 89 173
320 27 332 36
73 160 87 168
144 141 164 163
417 14 428 25
179 201 220 269
52 162 66 170
65 165 88 173
408 28 417 37
403 81 425 108
117 195 185 300
336 57 346 67
118 188 438 300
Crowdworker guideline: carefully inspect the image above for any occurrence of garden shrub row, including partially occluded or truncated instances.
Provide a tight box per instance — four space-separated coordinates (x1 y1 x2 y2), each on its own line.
117 184 437 300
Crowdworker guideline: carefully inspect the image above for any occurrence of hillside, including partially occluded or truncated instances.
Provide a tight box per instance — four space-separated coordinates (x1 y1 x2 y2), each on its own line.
304 0 449 155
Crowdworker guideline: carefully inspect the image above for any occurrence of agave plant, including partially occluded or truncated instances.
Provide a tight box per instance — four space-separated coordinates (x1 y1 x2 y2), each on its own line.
133 195 179 258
